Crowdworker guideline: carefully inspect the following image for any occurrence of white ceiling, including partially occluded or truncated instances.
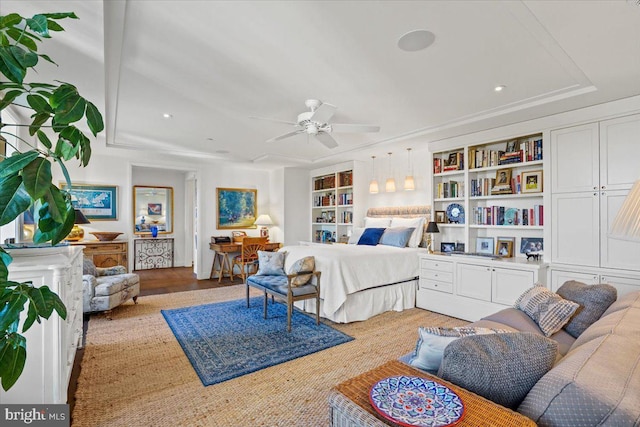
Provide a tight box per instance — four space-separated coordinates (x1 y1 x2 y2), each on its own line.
3 0 640 169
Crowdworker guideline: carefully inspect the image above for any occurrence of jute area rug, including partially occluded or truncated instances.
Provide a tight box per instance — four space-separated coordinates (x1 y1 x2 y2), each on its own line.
72 285 467 427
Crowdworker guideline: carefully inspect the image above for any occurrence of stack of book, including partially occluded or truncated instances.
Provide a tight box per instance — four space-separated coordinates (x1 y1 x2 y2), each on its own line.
435 181 463 198
472 205 543 226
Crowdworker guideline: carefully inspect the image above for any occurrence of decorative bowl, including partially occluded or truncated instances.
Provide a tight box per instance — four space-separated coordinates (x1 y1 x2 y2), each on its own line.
90 232 123 241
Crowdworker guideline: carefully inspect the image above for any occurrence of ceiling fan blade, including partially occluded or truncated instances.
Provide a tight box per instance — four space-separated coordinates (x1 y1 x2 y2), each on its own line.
330 124 380 133
314 132 338 149
250 116 298 126
309 103 337 124
266 130 301 143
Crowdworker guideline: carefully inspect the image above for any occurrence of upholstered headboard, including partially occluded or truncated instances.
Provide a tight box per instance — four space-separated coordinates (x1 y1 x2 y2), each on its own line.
366 205 431 219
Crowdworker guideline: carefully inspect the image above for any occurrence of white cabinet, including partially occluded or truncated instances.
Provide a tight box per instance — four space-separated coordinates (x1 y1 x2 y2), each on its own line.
417 253 546 321
549 267 640 297
550 114 640 271
0 245 83 404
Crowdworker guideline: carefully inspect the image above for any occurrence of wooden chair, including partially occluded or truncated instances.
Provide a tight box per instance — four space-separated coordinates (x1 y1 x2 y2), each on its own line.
231 236 267 282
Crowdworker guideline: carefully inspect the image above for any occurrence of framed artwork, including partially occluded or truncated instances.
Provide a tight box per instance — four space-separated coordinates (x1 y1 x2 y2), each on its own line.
520 237 543 254
454 242 465 252
506 139 518 152
476 237 494 255
440 242 455 253
435 210 446 223
60 182 118 220
147 203 162 215
522 170 543 193
494 168 512 186
496 237 515 257
217 187 257 229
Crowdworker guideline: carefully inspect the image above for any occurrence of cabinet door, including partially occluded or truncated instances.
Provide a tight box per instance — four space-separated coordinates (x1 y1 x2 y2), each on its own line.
599 273 640 297
456 262 491 302
551 192 599 266
549 269 598 292
600 189 640 270
492 267 535 305
600 114 640 190
551 123 599 193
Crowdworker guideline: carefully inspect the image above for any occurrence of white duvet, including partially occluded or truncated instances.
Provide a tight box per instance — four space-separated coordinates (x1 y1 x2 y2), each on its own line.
280 244 421 318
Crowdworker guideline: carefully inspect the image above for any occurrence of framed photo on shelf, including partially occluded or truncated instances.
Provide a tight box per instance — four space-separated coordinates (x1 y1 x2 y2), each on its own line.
454 242 465 252
506 139 519 153
522 170 543 193
441 242 456 253
476 237 494 255
59 182 118 220
494 168 512 186
445 152 458 168
496 237 515 257
435 210 446 223
520 237 543 254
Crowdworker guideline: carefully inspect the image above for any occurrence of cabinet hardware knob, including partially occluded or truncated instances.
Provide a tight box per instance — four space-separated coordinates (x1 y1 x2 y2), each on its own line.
593 186 597 190
593 193 597 196
601 186 606 189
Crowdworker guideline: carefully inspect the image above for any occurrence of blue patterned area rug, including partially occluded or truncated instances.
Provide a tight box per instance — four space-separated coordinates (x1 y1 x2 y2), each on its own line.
161 297 353 386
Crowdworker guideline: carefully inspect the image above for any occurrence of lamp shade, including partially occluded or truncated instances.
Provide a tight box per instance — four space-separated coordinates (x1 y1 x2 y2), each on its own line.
426 221 440 233
369 179 379 194
385 178 396 192
74 209 90 224
254 214 274 226
404 175 415 191
610 180 640 241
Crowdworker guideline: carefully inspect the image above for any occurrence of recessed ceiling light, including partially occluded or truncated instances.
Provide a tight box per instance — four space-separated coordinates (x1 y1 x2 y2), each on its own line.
397 30 435 52
494 85 507 92
162 113 173 119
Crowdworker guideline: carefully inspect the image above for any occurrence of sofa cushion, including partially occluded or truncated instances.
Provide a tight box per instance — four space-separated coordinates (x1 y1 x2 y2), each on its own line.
288 256 314 286
94 273 139 297
514 285 579 337
257 250 286 275
556 280 617 338
439 332 557 409
601 291 640 317
409 326 510 374
83 258 98 276
518 333 640 426
571 300 640 351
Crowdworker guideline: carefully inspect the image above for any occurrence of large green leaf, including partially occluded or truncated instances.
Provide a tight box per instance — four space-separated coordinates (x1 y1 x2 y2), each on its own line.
55 136 78 160
85 101 104 137
26 15 50 38
0 151 39 178
38 184 66 223
38 286 66 320
0 332 27 391
22 157 52 200
79 137 92 167
9 45 38 68
0 175 32 226
42 12 78 20
36 201 57 232
0 13 22 29
36 130 53 149
5 28 38 52
0 89 23 110
50 83 78 109
0 259 8 283
46 20 64 32
0 293 26 331
29 112 50 136
0 45 26 83
26 94 53 114
22 303 38 333
54 95 86 125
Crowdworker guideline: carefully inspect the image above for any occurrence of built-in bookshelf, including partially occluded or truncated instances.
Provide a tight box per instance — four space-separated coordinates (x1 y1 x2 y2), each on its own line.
312 169 354 243
431 133 544 256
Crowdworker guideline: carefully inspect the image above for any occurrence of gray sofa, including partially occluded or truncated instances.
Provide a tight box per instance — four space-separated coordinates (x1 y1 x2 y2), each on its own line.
462 289 640 426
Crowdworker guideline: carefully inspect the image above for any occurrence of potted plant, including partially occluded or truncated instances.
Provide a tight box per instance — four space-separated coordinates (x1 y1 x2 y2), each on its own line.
0 11 103 391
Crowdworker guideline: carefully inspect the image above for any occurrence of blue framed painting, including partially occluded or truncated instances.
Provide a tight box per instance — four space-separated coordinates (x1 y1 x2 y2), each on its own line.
60 183 118 220
217 187 257 229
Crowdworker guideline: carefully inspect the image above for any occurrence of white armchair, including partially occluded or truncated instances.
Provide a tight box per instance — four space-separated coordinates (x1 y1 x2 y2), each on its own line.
82 259 140 317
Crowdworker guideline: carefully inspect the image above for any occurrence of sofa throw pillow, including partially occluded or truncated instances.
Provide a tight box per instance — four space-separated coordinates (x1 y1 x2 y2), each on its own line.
439 332 557 409
514 285 579 337
556 280 617 338
83 258 98 276
409 326 511 374
288 256 315 287
257 250 286 275
390 217 425 248
379 227 415 248
357 228 386 246
347 227 365 244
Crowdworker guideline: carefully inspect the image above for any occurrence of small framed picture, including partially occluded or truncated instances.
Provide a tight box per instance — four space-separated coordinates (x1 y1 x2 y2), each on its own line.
520 237 543 254
494 168 512 186
435 210 446 223
521 170 543 193
496 237 515 257
506 140 519 152
441 242 456 253
476 237 494 255
454 243 465 252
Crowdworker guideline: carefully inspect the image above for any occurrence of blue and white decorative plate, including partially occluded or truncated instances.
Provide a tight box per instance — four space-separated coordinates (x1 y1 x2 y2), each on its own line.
446 203 464 224
369 376 465 427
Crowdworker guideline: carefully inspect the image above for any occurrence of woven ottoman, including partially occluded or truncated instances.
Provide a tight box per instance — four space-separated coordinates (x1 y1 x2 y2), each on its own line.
328 360 535 427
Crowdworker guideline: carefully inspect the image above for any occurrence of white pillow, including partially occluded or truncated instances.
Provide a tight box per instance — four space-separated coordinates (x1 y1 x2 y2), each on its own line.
347 227 365 244
364 217 392 228
390 217 425 248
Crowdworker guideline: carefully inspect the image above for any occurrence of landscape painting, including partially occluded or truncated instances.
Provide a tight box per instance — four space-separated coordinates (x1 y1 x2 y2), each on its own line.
217 188 257 229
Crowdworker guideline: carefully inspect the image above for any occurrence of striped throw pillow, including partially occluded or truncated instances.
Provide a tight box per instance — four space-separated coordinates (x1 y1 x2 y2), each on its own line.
514 285 579 337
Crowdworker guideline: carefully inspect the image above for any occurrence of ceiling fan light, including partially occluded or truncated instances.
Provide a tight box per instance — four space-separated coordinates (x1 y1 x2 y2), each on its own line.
385 178 396 193
404 175 415 191
369 179 379 194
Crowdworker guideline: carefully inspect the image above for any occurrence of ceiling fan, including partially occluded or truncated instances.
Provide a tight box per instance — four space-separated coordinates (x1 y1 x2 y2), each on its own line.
253 99 380 149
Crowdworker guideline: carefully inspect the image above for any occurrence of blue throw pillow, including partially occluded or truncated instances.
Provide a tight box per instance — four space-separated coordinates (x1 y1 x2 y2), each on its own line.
379 227 415 248
357 228 385 246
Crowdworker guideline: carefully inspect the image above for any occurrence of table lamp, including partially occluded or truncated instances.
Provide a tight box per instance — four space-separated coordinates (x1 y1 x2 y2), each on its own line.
254 214 274 240
425 221 440 254
66 209 91 241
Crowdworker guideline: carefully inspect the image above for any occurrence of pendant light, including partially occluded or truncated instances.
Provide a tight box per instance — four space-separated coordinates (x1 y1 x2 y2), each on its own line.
369 156 379 194
385 152 396 193
404 148 415 191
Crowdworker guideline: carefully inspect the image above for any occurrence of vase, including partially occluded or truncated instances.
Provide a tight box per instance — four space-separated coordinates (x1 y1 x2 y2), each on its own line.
150 225 158 238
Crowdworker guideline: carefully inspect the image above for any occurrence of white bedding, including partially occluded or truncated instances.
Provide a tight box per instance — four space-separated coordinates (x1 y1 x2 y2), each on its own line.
280 244 421 319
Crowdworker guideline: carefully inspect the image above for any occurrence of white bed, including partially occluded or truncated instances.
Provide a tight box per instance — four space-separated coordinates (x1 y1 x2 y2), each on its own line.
285 205 430 323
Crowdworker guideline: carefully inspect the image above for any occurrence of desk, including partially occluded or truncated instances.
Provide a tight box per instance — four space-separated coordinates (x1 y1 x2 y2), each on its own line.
209 242 281 282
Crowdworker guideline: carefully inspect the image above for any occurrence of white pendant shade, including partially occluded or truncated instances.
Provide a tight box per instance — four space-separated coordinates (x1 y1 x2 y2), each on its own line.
385 178 396 193
404 175 415 191
369 179 379 194
610 180 640 241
